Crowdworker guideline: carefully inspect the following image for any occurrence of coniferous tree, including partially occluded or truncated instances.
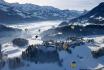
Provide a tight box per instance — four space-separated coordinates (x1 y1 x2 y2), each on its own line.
0 44 2 60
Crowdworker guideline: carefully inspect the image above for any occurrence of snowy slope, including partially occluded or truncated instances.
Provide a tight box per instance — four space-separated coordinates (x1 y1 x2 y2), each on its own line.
0 0 5 4
0 0 82 23
1 22 104 70
59 2 104 26
1 21 61 58
1 35 104 70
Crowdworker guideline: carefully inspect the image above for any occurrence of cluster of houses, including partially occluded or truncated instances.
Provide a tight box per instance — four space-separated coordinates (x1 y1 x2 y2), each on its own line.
42 36 85 51
0 36 95 70
20 36 85 68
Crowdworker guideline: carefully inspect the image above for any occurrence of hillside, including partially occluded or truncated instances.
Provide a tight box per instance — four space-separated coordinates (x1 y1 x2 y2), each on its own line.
59 2 104 26
0 0 82 23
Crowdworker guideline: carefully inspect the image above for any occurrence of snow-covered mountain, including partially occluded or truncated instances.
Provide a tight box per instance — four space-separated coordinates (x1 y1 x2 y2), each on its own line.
0 24 21 43
41 25 104 41
1 17 104 70
0 0 5 3
0 0 82 23
44 2 104 41
0 24 21 31
59 2 104 25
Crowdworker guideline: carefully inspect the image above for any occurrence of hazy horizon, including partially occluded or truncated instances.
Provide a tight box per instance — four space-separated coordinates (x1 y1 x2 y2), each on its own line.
5 0 104 11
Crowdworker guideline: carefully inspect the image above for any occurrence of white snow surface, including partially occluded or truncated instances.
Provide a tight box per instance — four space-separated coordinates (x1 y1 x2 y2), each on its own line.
1 21 104 70
2 36 104 70
2 21 61 59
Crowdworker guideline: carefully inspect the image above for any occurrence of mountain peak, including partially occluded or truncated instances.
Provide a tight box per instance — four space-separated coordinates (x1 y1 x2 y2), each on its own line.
0 0 5 3
99 2 104 6
67 2 104 24
97 2 104 8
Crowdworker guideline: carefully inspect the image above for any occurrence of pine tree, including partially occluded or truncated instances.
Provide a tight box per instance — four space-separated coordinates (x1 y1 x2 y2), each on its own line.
0 44 2 60
0 44 1 53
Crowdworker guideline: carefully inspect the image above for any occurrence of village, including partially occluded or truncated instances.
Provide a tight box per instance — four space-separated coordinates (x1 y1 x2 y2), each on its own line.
0 35 104 70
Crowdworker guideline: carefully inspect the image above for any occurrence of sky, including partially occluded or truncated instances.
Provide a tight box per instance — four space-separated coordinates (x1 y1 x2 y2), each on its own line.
5 0 104 11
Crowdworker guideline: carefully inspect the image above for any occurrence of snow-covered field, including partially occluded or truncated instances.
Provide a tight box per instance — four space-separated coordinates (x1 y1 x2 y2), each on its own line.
1 21 61 58
1 21 104 70
2 35 104 70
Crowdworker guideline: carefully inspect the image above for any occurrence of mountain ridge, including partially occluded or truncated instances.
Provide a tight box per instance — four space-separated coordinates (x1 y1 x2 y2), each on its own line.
59 2 104 26
0 0 82 24
69 2 104 24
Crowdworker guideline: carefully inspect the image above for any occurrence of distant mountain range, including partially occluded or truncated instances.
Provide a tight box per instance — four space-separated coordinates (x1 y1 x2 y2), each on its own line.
59 2 104 26
0 0 82 24
42 2 104 40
